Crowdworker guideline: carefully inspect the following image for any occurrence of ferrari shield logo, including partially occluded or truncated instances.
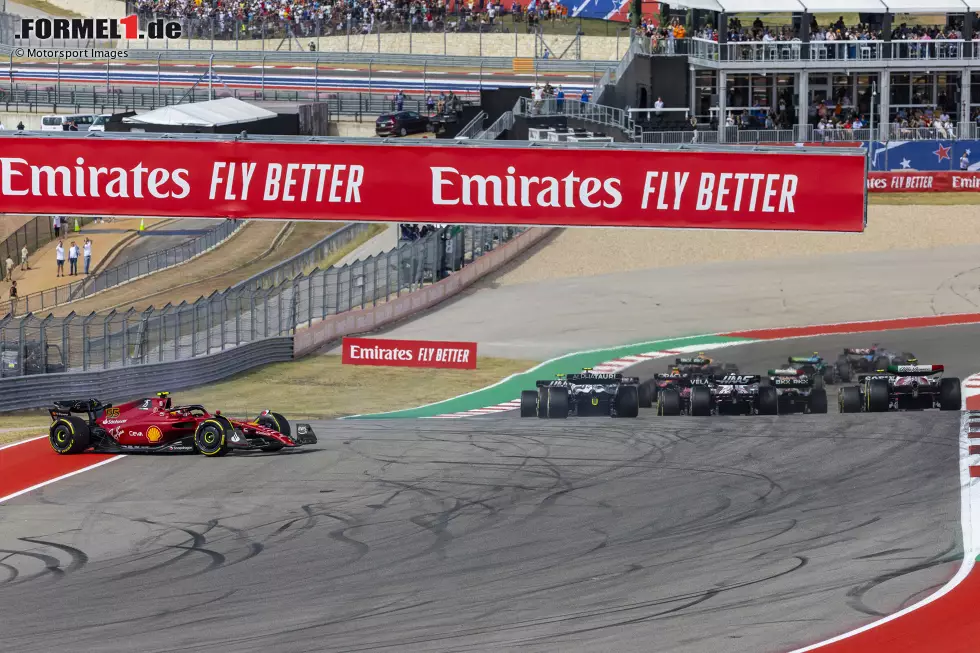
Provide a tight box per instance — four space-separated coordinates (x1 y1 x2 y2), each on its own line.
146 425 163 443
591 397 599 406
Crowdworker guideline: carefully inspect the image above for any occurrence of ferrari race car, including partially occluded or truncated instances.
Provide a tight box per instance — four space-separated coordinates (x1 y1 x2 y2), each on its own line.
833 346 917 382
762 368 829 414
785 354 835 387
520 369 640 418
48 392 317 457
838 364 960 413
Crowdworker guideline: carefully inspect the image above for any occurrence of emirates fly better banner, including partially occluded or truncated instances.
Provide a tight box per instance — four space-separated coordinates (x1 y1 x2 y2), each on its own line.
342 337 478 369
0 137 867 231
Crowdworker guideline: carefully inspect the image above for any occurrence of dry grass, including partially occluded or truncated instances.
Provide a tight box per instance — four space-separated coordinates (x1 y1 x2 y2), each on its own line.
169 355 537 420
9 0 83 17
494 203 980 285
0 410 53 445
869 194 980 206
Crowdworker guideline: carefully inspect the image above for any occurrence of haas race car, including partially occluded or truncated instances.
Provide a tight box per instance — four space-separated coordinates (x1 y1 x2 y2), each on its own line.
521 369 640 418
48 392 317 456
838 364 960 413
655 372 760 416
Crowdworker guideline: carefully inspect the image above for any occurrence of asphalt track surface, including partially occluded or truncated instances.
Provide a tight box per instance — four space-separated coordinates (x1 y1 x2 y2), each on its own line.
0 325 972 652
5 61 595 96
110 218 225 267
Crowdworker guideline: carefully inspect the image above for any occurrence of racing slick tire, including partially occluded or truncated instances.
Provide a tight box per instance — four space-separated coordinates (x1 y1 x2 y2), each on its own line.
256 411 291 452
940 377 962 411
759 386 779 415
657 388 681 416
836 361 851 383
867 379 890 412
194 417 233 457
520 390 538 418
49 415 90 454
545 387 569 419
690 386 712 417
813 376 825 391
839 387 862 413
809 389 829 414
822 367 835 386
614 385 640 418
638 381 654 408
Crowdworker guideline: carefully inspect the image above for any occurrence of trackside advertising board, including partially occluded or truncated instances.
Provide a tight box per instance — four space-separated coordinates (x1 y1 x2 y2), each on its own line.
342 337 478 369
867 171 980 192
0 136 867 231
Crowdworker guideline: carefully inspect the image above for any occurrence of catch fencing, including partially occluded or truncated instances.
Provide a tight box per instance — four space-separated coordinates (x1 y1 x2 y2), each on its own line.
0 225 523 380
0 218 242 317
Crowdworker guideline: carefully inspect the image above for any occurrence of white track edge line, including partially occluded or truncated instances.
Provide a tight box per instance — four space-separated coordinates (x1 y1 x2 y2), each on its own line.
787 374 980 652
0 455 125 505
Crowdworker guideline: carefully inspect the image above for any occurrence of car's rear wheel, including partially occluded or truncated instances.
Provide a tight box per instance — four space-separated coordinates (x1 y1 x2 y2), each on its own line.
638 381 654 408
520 390 538 417
690 386 712 417
758 386 778 415
813 375 825 391
615 385 639 418
839 387 862 413
809 389 828 414
867 379 890 412
822 367 835 385
545 387 569 419
49 416 90 454
940 378 961 411
657 388 681 416
256 411 291 452
195 418 232 457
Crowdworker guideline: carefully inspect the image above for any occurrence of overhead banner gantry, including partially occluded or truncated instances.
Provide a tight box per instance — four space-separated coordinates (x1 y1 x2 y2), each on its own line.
0 133 867 232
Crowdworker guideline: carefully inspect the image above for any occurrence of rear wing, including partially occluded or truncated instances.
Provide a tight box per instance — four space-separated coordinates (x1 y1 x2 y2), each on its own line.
565 373 638 384
789 356 823 364
675 357 711 366
887 364 943 376
769 368 804 376
713 374 761 385
771 375 812 388
844 348 875 356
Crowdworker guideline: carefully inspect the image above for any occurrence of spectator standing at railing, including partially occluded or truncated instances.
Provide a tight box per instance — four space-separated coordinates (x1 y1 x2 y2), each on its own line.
4 256 12 282
55 240 65 277
53 215 61 239
580 89 590 104
556 85 564 113
83 238 92 275
20 245 29 272
8 281 16 305
961 152 970 171
68 241 79 276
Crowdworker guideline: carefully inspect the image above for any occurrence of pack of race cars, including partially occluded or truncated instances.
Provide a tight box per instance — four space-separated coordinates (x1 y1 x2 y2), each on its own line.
520 346 961 418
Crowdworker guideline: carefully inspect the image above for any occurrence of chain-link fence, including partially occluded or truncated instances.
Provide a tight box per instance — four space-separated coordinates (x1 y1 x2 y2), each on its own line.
0 225 522 378
0 218 242 317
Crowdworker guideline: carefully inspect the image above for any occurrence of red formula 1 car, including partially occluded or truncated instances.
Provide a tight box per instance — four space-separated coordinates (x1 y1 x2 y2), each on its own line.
48 392 317 457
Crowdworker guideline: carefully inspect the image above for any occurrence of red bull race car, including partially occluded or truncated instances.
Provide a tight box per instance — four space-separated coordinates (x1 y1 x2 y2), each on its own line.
838 364 960 412
48 392 317 457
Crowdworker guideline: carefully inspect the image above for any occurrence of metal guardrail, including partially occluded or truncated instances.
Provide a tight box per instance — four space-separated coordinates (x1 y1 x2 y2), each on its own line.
0 336 294 412
0 218 242 317
1 84 473 116
688 37 977 65
454 111 487 139
517 96 635 138
474 110 515 140
0 225 522 380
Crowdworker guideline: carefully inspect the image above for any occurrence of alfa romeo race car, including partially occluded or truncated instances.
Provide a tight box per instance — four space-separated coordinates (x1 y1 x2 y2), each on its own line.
838 364 960 413
833 346 917 382
762 368 829 414
48 392 317 457
520 369 640 418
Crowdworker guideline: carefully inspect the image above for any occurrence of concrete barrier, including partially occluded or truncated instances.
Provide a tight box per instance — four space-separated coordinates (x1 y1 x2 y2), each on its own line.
293 227 552 356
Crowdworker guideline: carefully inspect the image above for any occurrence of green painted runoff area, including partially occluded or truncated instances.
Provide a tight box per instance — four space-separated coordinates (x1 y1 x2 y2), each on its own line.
350 335 749 419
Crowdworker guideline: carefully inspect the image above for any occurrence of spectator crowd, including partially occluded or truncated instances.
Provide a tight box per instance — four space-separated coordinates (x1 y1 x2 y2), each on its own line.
132 0 569 38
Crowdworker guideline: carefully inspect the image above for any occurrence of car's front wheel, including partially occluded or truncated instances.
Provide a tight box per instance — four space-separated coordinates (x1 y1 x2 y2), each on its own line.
256 411 291 451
